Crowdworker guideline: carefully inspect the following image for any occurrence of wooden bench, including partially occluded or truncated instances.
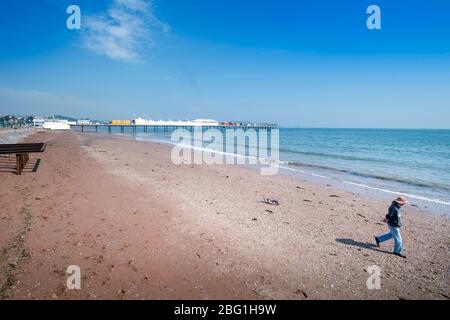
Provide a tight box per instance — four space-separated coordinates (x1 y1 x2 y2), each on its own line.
0 143 46 175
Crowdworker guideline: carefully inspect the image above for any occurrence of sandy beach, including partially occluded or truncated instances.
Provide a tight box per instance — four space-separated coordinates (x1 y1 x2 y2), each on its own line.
0 130 448 300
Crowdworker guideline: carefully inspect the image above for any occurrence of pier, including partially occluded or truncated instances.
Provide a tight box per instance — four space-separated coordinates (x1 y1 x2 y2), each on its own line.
71 124 278 133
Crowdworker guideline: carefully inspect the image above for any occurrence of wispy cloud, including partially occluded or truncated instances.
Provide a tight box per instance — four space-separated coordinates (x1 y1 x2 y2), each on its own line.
83 0 169 63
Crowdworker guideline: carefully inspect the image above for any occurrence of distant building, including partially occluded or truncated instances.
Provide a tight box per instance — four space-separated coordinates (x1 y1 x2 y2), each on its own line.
132 118 149 125
33 117 45 127
191 119 220 126
110 120 132 125
131 118 220 127
77 119 91 125
42 119 71 130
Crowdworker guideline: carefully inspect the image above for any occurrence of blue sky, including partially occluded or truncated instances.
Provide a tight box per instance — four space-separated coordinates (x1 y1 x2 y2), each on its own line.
0 0 449 128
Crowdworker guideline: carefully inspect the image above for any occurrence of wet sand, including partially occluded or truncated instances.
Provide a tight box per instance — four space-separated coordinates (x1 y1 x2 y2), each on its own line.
0 130 449 299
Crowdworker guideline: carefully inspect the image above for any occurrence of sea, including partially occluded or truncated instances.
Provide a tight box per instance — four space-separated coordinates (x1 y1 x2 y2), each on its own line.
77 127 450 214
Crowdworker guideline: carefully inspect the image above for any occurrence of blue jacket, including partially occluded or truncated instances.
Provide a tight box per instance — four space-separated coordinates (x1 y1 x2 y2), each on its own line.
386 202 402 228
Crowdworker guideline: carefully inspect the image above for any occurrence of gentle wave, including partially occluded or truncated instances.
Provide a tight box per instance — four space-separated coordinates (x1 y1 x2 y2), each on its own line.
174 141 290 166
280 147 450 173
286 161 450 192
279 147 390 164
341 180 450 206
278 164 450 206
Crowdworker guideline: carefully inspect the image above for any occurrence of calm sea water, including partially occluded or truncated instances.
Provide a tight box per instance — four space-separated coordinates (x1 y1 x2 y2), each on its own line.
278 129 450 210
78 127 450 211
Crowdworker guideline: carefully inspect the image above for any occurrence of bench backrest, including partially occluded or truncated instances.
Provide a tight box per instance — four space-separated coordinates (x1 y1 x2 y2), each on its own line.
0 143 46 154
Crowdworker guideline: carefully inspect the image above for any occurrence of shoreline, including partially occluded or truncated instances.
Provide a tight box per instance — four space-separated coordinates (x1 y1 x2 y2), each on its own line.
83 130 450 216
0 130 448 299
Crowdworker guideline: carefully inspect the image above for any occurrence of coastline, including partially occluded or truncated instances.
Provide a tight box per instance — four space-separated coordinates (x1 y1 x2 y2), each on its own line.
0 130 448 299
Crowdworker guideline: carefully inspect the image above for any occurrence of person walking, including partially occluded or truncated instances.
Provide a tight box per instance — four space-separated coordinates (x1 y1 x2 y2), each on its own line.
375 196 408 258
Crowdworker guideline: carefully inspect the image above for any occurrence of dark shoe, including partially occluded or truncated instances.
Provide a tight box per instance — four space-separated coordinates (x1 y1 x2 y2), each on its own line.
394 252 406 258
375 237 380 247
